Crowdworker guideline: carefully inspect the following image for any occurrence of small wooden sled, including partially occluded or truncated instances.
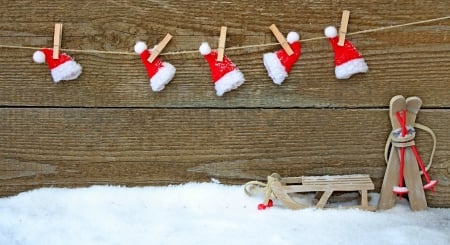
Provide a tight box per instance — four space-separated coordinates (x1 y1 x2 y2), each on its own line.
246 173 376 211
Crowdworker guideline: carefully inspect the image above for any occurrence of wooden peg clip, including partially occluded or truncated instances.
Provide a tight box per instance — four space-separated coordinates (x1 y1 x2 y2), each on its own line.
217 26 227 62
148 33 173 63
53 23 63 59
269 24 293 56
338 10 350 46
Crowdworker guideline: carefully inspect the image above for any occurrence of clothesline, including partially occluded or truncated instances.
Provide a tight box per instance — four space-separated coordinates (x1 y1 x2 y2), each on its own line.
0 14 449 56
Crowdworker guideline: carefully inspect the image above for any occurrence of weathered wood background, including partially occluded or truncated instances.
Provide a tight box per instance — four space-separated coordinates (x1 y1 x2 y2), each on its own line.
1 0 449 207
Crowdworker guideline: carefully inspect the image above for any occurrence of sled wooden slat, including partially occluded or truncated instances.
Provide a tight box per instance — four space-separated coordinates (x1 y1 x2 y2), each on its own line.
280 177 303 184
303 175 373 186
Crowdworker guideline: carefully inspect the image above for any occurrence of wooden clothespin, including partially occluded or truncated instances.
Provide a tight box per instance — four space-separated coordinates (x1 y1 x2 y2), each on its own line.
338 10 350 46
269 24 294 56
217 26 227 62
53 23 63 59
148 33 173 63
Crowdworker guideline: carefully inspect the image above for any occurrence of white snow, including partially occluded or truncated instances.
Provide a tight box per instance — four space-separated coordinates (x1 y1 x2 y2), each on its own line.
0 183 449 245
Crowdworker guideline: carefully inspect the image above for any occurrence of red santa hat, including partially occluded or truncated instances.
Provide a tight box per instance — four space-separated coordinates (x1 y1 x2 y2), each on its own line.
33 48 82 83
134 41 176 92
199 42 245 96
263 31 301 85
324 26 368 79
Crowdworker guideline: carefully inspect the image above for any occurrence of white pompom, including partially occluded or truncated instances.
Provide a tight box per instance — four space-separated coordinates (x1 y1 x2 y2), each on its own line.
286 32 299 44
134 41 148 54
324 26 338 38
199 42 211 55
33 50 46 63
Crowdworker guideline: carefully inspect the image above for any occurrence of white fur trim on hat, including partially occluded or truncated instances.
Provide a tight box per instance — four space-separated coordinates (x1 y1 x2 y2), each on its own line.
199 42 211 55
33 50 46 63
50 60 82 83
324 26 338 38
286 32 300 44
214 69 245 96
263 52 288 85
149 62 176 92
335 57 368 79
134 41 148 54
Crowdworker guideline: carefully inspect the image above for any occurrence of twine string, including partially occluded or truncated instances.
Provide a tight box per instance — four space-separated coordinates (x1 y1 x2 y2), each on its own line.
0 15 449 56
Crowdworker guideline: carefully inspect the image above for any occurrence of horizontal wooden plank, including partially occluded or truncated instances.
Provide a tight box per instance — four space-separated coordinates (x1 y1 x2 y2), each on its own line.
283 184 373 193
302 175 373 186
1 0 450 107
1 108 448 207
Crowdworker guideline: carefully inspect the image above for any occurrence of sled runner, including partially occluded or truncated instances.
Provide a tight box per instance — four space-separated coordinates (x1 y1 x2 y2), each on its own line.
245 173 376 211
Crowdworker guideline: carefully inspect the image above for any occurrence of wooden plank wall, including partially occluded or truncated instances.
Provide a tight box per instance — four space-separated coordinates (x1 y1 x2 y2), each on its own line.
1 0 449 207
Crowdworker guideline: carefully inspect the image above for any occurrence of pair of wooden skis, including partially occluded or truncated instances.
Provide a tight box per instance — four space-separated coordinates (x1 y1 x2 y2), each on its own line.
378 95 438 211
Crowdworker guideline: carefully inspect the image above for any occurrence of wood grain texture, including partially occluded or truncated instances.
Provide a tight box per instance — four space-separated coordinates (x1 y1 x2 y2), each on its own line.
1 109 449 207
0 0 450 107
0 0 449 208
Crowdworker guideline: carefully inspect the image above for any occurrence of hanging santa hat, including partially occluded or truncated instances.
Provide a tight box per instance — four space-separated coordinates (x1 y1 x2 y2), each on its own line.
32 48 82 83
199 42 245 96
263 31 301 85
324 26 368 79
134 41 176 92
